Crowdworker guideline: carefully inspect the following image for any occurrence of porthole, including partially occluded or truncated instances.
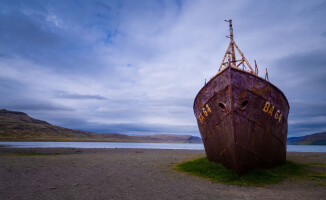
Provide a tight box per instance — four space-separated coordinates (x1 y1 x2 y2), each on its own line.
218 103 226 112
240 100 248 110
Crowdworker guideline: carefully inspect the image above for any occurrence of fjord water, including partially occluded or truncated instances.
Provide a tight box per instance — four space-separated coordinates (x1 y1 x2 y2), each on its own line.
0 141 204 150
0 141 326 152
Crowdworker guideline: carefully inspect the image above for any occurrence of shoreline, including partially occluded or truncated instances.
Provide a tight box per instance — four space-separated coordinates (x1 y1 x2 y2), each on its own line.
1 141 326 153
1 139 325 145
0 139 203 142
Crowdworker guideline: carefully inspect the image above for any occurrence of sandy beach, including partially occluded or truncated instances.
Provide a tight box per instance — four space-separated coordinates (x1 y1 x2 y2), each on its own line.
0 148 325 200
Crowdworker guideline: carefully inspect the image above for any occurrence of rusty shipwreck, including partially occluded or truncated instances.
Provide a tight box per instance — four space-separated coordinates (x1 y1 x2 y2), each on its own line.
193 20 289 174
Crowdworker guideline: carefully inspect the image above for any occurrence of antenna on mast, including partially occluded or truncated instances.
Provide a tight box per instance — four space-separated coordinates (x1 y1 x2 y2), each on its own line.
225 19 236 66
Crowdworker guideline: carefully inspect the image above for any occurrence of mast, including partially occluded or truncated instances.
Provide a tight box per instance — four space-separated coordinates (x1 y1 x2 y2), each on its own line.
218 20 256 75
226 19 236 66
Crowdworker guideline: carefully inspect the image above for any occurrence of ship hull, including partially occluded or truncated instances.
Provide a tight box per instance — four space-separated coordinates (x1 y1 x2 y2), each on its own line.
194 66 289 174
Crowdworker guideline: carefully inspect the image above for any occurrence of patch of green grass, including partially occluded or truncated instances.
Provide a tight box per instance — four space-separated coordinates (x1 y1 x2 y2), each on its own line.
13 152 61 156
308 163 326 168
305 163 326 186
176 157 306 187
308 172 326 186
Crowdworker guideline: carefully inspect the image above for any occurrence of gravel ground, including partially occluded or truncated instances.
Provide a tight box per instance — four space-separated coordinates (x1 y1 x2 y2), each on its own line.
0 148 325 200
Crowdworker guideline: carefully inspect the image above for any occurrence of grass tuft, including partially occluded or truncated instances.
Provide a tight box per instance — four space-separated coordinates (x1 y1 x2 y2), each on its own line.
176 157 306 187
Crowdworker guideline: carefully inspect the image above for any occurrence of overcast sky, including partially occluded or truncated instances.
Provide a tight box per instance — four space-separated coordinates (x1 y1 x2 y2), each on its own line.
1 0 325 137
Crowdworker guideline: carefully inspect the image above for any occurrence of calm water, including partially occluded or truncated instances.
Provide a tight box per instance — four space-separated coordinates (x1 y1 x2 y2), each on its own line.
0 141 204 150
0 141 326 152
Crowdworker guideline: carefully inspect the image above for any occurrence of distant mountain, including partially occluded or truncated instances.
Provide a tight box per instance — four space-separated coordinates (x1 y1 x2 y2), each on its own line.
287 132 326 145
0 109 202 143
134 134 202 143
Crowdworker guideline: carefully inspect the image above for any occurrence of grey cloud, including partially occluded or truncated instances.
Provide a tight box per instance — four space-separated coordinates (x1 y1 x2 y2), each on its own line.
0 1 118 75
0 78 73 112
288 121 326 137
272 49 326 98
35 112 199 136
322 32 326 38
147 97 194 108
0 77 26 95
55 91 108 100
2 103 73 112
275 49 326 70
271 49 326 136
289 101 326 118
0 11 64 52
0 53 11 58
50 117 199 136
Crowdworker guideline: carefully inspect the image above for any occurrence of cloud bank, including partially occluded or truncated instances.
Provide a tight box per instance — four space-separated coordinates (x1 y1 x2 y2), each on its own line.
1 0 325 136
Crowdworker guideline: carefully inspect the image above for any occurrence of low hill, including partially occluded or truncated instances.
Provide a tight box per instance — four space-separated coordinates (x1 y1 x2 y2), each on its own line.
134 134 202 143
0 109 202 143
0 109 141 142
287 132 326 145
